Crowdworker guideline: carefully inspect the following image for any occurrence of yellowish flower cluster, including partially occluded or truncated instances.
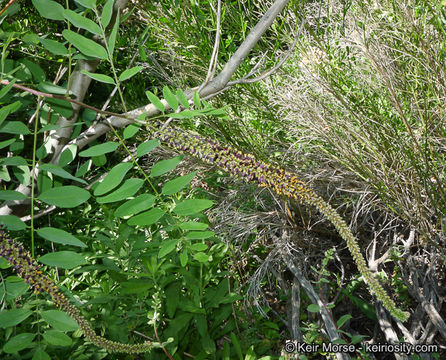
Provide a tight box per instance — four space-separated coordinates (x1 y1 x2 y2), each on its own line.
0 230 154 353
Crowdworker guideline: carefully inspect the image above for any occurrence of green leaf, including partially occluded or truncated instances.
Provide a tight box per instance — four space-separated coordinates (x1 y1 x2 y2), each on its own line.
0 190 28 201
119 66 143 82
3 333 35 354
32 0 64 20
145 91 165 112
37 227 87 248
92 154 106 167
96 178 144 204
39 38 68 55
38 186 91 208
0 215 27 231
0 166 11 182
0 121 31 135
190 243 208 251
108 11 119 54
202 108 227 116
101 0 114 28
1 156 27 166
179 222 209 230
307 304 321 313
230 332 243 360
37 82 69 95
44 98 73 118
114 193 156 218
39 164 87 185
244 346 257 360
137 139 159 157
120 279 153 294
32 348 51 360
165 282 180 317
62 30 108 59
176 89 189 108
63 9 102 35
0 279 28 300
75 159 92 178
173 199 214 216
167 110 204 119
0 79 16 99
82 108 97 122
43 330 72 346
193 91 201 108
23 33 40 44
0 308 32 328
351 334 367 344
74 0 96 9
195 314 215 354
123 123 140 139
332 338 348 344
158 239 178 258
41 310 79 331
223 343 230 360
185 231 215 240
162 171 197 195
345 293 377 321
150 155 183 178
94 162 132 196
0 101 21 128
39 251 86 269
180 249 188 266
80 70 115 84
59 144 77 167
79 141 119 157
0 108 10 128
193 252 210 263
0 138 15 150
19 59 46 82
13 165 30 186
127 208 165 226
336 314 352 328
163 86 178 111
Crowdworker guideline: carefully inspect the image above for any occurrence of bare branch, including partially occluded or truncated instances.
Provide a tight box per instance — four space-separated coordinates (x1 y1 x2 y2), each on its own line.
228 18 305 86
199 0 291 96
276 233 349 360
198 0 222 92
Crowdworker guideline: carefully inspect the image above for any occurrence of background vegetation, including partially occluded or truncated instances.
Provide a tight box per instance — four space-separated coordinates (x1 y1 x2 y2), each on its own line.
0 0 444 359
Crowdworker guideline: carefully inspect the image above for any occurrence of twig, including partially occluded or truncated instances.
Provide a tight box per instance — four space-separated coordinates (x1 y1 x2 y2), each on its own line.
132 330 153 341
291 281 303 341
0 80 130 120
0 0 16 17
94 33 150 123
20 206 57 222
198 0 222 92
153 324 174 360
227 18 305 86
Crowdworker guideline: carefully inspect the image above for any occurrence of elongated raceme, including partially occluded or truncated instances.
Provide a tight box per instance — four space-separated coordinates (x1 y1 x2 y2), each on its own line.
0 230 153 353
151 122 409 322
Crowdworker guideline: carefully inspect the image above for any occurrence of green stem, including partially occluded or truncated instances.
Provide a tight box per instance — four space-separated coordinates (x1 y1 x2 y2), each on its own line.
30 99 41 258
95 8 128 113
106 120 159 196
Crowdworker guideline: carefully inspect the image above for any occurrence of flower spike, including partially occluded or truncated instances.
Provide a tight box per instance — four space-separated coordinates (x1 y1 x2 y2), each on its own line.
150 122 409 322
0 230 154 353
